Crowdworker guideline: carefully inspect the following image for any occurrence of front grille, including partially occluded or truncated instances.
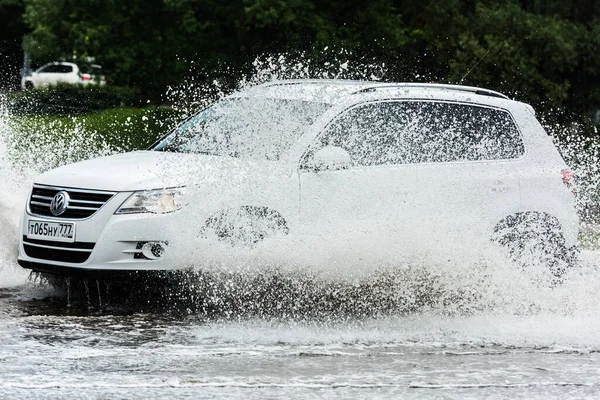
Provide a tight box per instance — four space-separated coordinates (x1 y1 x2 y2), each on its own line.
23 236 94 264
29 185 115 219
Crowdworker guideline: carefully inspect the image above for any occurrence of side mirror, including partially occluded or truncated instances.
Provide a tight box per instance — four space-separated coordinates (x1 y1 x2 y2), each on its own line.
308 145 351 172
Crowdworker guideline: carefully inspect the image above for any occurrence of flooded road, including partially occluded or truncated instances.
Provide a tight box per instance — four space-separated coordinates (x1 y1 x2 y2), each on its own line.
2 260 600 399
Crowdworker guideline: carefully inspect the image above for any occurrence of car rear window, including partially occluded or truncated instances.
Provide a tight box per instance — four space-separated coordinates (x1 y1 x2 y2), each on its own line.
319 101 524 166
79 64 103 75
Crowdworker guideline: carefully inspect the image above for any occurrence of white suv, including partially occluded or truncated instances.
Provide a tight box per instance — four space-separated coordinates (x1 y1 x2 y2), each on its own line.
21 62 106 89
17 80 578 279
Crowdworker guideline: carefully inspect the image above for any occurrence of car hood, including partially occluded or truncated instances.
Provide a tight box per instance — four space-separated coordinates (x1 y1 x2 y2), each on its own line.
34 151 284 192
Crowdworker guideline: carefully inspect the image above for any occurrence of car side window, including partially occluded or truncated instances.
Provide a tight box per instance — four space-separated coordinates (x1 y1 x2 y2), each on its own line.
38 64 73 73
38 64 56 73
55 65 73 73
304 101 524 167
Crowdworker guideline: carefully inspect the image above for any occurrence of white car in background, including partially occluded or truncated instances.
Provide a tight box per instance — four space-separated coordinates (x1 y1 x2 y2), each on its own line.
21 62 106 89
17 80 579 279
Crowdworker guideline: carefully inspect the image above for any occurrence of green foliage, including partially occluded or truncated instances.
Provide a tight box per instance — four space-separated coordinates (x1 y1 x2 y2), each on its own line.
10 0 600 128
579 230 600 250
444 3 585 115
6 84 143 115
8 107 182 153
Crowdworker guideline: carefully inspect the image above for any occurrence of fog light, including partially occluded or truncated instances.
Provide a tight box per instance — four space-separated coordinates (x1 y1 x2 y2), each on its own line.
141 242 166 260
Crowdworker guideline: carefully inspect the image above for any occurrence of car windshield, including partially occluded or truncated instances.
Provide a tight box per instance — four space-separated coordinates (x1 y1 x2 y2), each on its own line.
153 97 330 160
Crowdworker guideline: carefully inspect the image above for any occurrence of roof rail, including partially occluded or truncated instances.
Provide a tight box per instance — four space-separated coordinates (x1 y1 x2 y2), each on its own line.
261 79 374 87
353 83 510 100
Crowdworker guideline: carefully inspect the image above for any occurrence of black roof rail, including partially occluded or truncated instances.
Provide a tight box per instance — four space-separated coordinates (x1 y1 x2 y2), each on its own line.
353 83 510 100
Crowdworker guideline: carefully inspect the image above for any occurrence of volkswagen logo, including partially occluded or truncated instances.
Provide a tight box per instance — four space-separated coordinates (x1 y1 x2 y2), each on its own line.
50 191 70 216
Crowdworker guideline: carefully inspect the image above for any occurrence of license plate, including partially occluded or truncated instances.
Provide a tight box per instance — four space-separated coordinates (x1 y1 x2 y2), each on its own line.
27 220 75 242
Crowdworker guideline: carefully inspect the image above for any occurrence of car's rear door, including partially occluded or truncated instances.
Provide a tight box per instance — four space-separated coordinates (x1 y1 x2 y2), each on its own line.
409 101 524 245
54 64 77 84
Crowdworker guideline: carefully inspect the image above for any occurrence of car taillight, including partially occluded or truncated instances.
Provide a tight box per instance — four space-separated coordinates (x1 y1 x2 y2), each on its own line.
81 74 91 81
561 169 576 193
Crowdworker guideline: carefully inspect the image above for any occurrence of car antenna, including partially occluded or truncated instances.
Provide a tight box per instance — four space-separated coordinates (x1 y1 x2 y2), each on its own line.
459 49 490 84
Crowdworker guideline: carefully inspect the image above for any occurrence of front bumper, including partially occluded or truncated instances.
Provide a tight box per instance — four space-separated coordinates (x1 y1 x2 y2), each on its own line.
18 191 192 277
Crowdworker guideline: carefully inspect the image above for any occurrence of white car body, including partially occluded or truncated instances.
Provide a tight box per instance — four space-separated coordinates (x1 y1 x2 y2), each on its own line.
21 62 106 89
17 80 579 277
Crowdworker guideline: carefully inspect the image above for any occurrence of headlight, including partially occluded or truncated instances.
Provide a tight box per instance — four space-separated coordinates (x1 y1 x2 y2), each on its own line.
115 187 186 214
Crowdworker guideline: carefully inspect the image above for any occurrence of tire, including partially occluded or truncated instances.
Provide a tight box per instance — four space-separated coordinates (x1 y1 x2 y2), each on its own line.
492 213 577 281
24 81 34 90
202 207 288 247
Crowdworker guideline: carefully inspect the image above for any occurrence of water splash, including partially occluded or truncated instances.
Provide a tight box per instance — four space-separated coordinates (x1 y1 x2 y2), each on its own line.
157 56 600 318
551 129 600 222
2 54 600 320
165 52 388 117
0 95 125 288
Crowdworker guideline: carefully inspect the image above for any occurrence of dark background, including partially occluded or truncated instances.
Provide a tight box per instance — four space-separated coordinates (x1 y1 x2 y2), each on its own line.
2 0 600 128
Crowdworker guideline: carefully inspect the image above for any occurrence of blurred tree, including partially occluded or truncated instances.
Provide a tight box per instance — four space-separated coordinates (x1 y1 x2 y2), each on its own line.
0 0 28 91
445 4 582 112
17 0 600 125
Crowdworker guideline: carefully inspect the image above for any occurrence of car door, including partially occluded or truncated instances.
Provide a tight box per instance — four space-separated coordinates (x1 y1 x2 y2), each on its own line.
33 64 55 86
53 64 76 84
408 101 524 245
298 101 419 245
